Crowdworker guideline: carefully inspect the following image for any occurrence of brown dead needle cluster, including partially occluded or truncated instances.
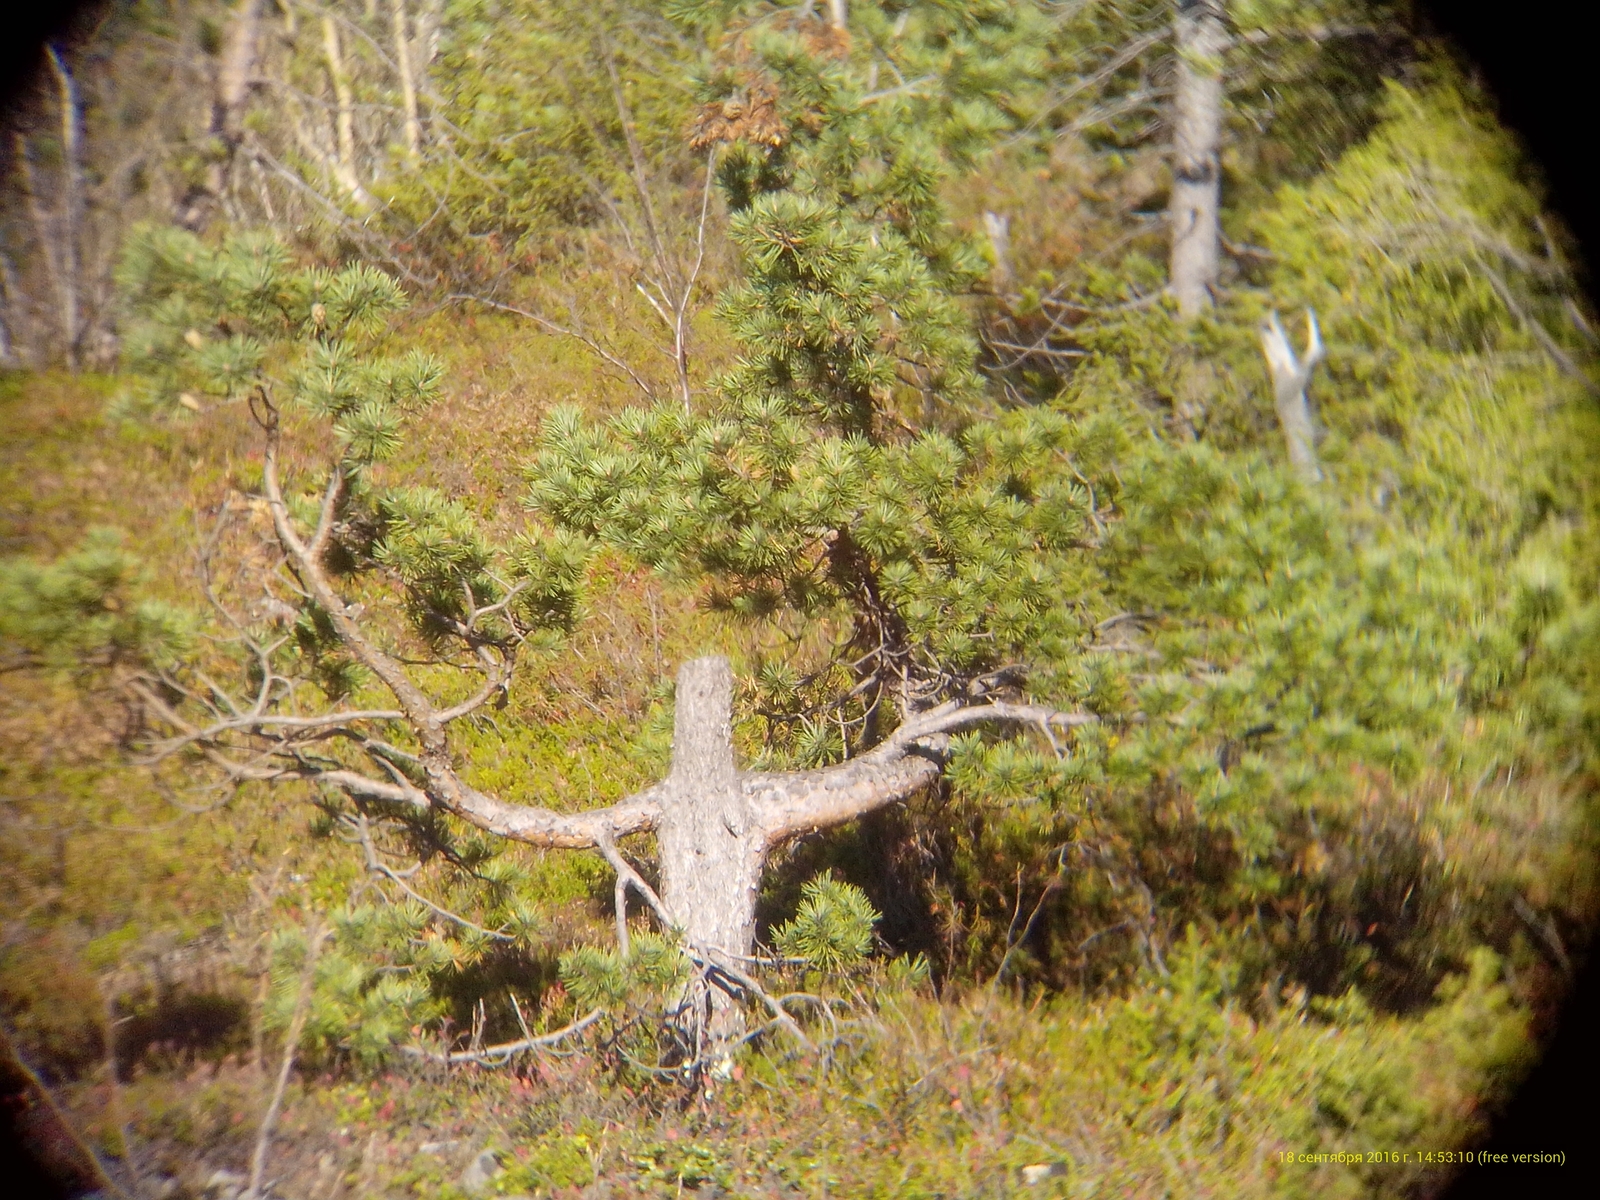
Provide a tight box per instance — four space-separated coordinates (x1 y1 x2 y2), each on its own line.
690 80 787 151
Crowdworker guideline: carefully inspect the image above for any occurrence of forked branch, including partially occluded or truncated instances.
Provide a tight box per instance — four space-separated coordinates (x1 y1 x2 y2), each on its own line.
1259 309 1325 485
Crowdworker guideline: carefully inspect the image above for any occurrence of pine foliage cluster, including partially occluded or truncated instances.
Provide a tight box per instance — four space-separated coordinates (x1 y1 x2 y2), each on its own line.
559 932 690 1011
266 842 557 1065
771 874 879 972
526 11 1135 752
113 223 594 654
0 528 191 672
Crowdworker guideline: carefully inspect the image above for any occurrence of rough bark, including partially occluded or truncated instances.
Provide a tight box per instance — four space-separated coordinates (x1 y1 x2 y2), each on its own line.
1168 0 1228 318
176 0 264 232
657 657 765 958
1259 309 1325 484
647 661 1092 961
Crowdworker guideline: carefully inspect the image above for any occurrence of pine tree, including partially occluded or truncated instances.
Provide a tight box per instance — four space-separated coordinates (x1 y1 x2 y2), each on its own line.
15 204 1098 1053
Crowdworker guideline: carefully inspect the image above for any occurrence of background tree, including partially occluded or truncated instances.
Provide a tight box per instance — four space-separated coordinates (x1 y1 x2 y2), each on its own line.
1167 0 1226 316
174 0 266 233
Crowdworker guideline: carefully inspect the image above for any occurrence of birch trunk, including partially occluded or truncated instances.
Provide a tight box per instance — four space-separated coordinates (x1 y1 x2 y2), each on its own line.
12 136 57 354
322 15 373 207
1167 0 1227 318
0 251 23 368
390 0 422 158
983 211 1014 291
415 0 445 68
177 0 263 232
44 47 83 371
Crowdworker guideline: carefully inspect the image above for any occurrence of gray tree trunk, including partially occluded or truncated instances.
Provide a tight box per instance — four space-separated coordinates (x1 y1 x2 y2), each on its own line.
321 15 374 209
0 251 23 369
656 657 766 961
1168 0 1228 318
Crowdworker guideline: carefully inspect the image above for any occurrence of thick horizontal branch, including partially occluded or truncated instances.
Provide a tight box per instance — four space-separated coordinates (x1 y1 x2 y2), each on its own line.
747 752 943 847
749 700 1096 846
447 778 666 850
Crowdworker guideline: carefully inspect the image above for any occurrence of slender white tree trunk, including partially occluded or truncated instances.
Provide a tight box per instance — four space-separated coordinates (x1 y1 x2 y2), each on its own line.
13 135 57 361
415 0 445 68
828 0 848 32
177 0 263 232
322 14 373 207
1168 0 1227 318
0 250 23 368
390 0 421 158
983 210 1013 291
44 46 83 371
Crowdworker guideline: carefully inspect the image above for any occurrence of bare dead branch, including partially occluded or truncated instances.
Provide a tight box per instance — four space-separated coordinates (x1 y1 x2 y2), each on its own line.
689 946 814 1052
1474 258 1594 387
594 829 676 931
398 1006 606 1065
446 294 659 401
